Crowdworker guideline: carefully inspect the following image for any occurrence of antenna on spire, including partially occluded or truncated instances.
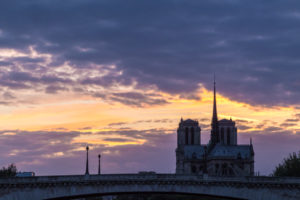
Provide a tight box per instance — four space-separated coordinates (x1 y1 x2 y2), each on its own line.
214 72 216 85
250 137 252 145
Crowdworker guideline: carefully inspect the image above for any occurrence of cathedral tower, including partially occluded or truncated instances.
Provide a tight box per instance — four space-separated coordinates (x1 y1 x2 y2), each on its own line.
177 118 201 147
218 119 237 145
176 118 201 174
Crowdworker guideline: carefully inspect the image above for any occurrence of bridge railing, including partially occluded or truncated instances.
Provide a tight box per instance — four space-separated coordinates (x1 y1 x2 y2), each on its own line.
1 173 300 184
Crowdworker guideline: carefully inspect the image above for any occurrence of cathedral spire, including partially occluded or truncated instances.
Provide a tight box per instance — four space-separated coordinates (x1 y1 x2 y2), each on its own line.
211 74 219 144
213 74 218 123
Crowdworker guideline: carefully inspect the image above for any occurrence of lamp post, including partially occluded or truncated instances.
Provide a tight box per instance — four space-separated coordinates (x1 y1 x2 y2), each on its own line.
85 146 89 175
98 154 101 175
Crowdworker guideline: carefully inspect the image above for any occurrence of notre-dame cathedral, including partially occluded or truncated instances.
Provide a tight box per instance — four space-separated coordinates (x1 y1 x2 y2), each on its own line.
175 81 254 176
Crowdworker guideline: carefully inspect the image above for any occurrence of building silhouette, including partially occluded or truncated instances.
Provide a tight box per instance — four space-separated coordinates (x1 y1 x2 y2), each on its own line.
176 80 254 176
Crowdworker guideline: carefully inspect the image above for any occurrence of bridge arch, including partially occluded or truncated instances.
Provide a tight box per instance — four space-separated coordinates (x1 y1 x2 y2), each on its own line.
47 191 245 200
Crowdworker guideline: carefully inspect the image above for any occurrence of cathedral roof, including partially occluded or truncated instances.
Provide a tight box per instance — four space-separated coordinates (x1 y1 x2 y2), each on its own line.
183 144 252 160
208 144 252 159
184 146 206 159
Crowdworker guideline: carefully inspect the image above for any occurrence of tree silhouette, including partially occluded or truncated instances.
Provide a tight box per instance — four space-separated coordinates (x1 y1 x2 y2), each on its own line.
273 152 300 177
0 164 17 178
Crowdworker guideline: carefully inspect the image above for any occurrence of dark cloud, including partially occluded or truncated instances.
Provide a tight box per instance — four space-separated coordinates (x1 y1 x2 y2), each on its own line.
153 119 173 123
0 71 72 91
199 118 210 122
280 122 297 128
97 128 173 140
2 91 16 100
236 119 253 124
0 101 12 105
102 138 134 142
107 119 169 127
237 125 252 130
264 126 283 132
285 118 299 122
255 124 265 129
179 93 201 101
235 119 255 130
135 120 152 123
79 127 92 130
0 0 298 106
90 91 169 107
108 122 128 126
45 85 68 94
110 92 169 107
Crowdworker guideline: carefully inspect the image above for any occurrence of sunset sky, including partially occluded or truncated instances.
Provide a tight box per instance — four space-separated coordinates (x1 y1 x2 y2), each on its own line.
0 0 299 176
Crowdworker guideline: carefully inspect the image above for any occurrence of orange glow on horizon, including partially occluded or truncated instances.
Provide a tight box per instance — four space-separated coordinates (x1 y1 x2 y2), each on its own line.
0 86 299 147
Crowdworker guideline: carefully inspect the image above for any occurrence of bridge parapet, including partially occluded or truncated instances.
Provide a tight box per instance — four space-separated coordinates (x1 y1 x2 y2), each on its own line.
1 173 300 185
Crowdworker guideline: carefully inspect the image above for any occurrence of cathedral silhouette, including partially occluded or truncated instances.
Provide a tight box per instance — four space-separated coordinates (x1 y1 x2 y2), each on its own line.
175 80 254 176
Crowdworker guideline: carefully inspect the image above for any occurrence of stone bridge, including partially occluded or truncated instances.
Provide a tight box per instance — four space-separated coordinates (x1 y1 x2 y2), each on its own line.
0 174 300 200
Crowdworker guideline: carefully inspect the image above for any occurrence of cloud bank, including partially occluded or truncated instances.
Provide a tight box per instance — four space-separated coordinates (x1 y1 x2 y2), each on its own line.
0 0 299 107
0 116 299 175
